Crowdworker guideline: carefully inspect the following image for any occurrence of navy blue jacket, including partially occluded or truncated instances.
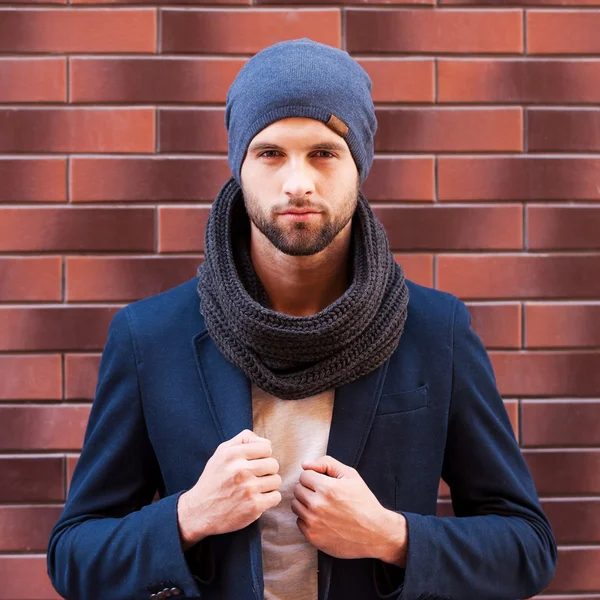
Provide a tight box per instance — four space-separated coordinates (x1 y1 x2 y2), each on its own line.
47 277 557 600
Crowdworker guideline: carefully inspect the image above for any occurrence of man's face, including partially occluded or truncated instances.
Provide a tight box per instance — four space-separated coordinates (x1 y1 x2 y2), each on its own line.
239 117 360 257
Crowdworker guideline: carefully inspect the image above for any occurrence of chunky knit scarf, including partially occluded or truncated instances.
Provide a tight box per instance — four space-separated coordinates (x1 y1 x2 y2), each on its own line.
196 177 410 400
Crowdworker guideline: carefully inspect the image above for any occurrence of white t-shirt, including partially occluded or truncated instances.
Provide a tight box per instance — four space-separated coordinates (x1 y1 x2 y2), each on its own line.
251 382 335 600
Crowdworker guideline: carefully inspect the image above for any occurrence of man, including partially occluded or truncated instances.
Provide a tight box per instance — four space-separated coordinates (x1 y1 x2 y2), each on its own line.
47 39 557 600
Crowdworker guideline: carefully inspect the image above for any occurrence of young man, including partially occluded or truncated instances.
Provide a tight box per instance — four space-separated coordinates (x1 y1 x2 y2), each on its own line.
47 39 557 600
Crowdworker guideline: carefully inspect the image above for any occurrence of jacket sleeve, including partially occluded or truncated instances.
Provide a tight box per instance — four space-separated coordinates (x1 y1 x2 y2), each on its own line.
373 298 557 600
47 307 214 600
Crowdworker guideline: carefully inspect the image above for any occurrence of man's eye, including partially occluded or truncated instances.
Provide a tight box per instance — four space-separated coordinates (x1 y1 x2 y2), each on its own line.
259 151 279 158
315 151 334 158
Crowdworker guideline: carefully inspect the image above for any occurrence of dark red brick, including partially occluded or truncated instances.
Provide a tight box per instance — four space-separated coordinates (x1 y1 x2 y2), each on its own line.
438 255 600 299
374 108 522 152
439 157 600 201
0 456 64 502
346 9 522 53
528 205 600 250
67 257 201 302
0 208 155 252
522 401 600 447
0 159 66 203
0 307 119 352
374 205 522 251
526 303 600 348
161 9 340 53
71 158 231 202
71 58 246 103
491 351 600 397
439 59 600 104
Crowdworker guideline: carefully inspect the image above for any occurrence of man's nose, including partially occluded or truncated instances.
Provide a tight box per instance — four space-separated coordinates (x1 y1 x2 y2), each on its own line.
281 162 316 199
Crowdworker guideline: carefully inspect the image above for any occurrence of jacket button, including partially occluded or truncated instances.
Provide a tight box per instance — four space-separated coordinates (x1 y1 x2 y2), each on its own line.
170 588 182 596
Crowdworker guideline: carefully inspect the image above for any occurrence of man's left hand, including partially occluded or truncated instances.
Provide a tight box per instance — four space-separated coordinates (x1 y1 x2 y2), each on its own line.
291 455 407 566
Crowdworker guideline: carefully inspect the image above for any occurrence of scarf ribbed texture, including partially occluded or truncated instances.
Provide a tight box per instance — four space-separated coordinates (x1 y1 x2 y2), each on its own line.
196 177 410 400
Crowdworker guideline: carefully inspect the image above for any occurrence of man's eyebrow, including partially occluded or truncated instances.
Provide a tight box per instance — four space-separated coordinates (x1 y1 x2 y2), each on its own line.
248 141 347 153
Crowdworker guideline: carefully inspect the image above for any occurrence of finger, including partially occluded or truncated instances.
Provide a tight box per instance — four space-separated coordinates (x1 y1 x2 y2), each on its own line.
247 457 279 477
293 482 314 506
259 489 282 511
299 468 331 493
291 498 311 522
236 441 273 460
223 429 269 447
256 474 282 493
302 455 348 479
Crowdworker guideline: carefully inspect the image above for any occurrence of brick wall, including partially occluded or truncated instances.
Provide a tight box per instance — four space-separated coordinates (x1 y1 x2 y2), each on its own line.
1 3 599 598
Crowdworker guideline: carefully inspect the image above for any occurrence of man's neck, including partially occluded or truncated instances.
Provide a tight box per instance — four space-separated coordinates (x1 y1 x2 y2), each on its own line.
249 222 353 317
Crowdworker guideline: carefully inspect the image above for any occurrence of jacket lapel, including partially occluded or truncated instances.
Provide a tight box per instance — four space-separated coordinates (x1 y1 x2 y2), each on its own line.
193 329 391 600
318 357 391 600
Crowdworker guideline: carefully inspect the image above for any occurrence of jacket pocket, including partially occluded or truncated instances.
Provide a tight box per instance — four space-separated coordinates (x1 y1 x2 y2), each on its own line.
374 384 429 417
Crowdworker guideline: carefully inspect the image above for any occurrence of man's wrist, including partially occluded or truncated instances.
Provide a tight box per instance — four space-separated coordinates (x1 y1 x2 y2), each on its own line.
177 491 208 552
372 508 408 568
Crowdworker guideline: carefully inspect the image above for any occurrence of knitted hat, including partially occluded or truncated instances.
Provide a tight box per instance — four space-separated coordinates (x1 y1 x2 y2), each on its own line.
225 38 378 185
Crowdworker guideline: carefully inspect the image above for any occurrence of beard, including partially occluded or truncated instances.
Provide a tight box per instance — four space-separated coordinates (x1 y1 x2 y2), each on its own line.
242 183 359 257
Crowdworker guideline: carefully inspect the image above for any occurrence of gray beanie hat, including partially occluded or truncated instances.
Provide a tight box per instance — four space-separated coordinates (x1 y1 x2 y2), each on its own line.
225 38 377 185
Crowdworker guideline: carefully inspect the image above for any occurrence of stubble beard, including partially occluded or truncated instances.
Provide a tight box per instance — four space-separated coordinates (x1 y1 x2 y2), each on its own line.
242 185 359 257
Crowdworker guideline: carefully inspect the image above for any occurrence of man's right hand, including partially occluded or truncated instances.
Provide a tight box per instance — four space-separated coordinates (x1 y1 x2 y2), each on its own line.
177 429 282 551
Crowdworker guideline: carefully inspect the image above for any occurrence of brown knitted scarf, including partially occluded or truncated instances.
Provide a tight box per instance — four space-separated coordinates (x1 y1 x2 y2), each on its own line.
196 177 409 400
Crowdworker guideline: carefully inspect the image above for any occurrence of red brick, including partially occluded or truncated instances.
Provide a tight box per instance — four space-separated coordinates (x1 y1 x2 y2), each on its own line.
374 205 522 251
363 158 435 202
0 355 62 401
0 159 66 203
0 556 62 599
528 109 600 152
0 58 66 102
394 254 433 288
358 59 435 103
541 499 600 544
0 208 155 252
66 455 79 491
465 303 522 349
528 11 600 54
0 109 154 153
65 354 101 400
439 59 600 104
161 9 340 53
67 257 202 302
75 0 249 4
347 9 522 53
528 205 600 250
522 400 600 447
491 351 600 397
526 303 600 348
0 506 64 552
0 456 64 502
375 108 522 152
159 108 226 153
439 157 600 201
71 158 231 202
525 449 600 495
0 405 90 451
158 207 210 253
0 257 61 302
443 0 600 5
0 307 119 352
438 255 600 299
71 58 246 103
0 9 156 53
547 548 600 593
